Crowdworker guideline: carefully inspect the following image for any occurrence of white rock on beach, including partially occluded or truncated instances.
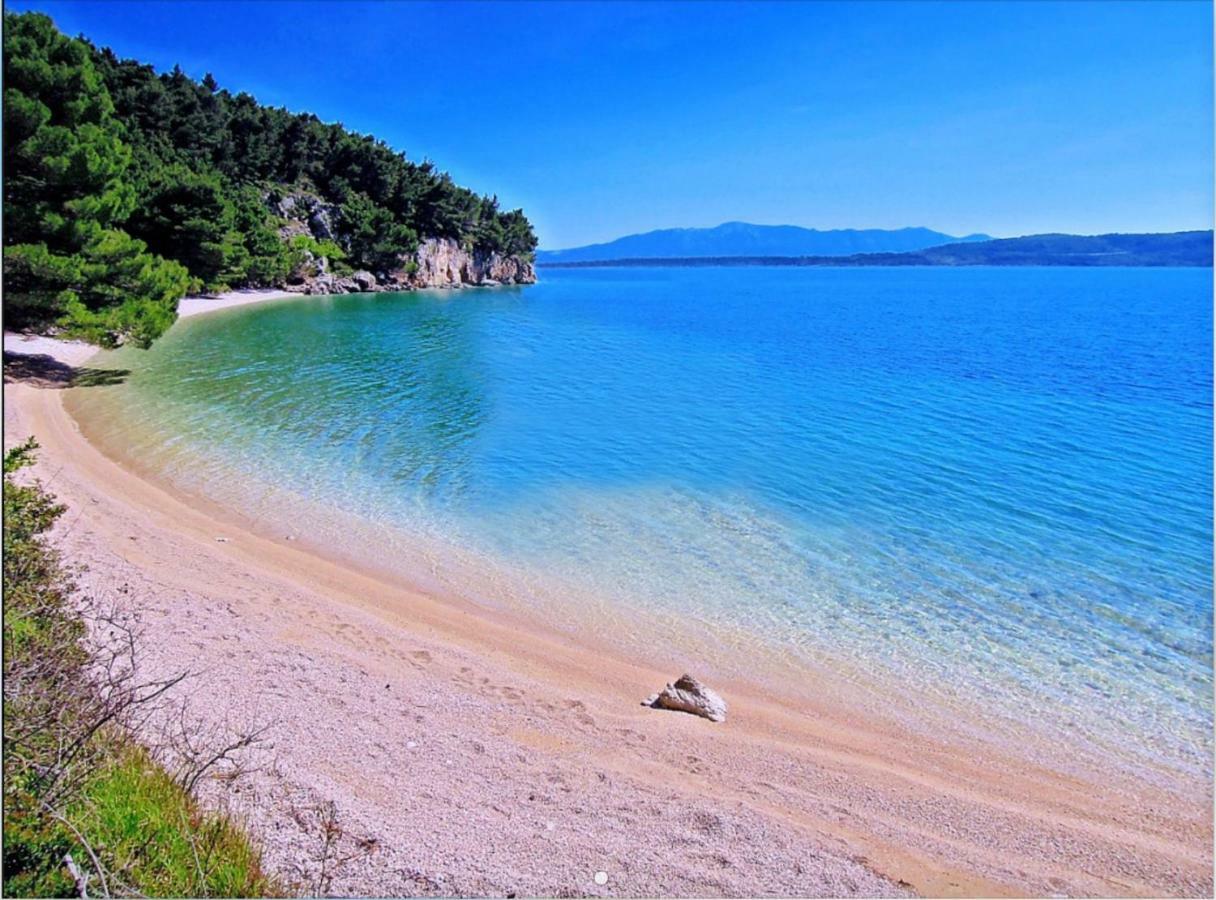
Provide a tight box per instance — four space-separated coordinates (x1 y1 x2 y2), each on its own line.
644 673 727 723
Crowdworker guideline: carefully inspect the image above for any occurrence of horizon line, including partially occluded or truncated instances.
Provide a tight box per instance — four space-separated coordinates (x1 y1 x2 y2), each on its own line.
539 224 1215 253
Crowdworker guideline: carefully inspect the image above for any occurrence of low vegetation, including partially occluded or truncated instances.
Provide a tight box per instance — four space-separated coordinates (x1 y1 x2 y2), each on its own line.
2 439 276 897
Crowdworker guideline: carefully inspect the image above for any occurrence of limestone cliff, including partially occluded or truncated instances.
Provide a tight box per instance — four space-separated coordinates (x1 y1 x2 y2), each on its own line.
273 190 536 295
384 238 537 290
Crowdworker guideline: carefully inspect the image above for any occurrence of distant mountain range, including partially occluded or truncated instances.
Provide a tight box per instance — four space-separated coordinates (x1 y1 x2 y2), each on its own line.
538 230 1213 269
536 222 992 263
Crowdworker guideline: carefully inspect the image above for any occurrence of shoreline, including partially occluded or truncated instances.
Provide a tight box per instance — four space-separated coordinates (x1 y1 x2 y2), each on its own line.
2 289 304 366
3 334 1212 896
176 288 302 319
65 374 1211 791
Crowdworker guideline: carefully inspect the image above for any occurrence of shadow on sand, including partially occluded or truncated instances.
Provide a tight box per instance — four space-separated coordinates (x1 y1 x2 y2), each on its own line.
3 351 130 389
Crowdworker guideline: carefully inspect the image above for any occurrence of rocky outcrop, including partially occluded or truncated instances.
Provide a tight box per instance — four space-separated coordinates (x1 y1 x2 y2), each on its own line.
644 674 727 723
351 270 377 292
296 270 381 296
270 190 535 295
384 238 536 290
277 219 312 241
273 191 341 242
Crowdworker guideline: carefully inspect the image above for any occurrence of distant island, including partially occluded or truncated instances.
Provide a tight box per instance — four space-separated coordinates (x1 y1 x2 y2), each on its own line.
536 222 992 264
538 230 1214 269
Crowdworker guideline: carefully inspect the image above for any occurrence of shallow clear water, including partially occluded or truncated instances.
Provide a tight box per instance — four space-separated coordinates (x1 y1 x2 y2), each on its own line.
73 266 1213 777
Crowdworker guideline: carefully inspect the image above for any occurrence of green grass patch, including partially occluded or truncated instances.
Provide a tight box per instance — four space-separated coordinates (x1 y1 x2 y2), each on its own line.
71 745 277 898
3 440 278 897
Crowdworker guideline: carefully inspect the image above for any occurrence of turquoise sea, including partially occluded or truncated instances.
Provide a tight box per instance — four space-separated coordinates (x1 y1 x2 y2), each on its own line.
73 266 1213 781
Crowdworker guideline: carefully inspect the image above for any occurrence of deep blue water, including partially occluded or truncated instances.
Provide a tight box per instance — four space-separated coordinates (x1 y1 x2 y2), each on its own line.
77 266 1213 775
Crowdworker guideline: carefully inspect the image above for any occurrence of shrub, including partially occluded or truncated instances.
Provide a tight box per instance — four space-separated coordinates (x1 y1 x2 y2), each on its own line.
2 440 276 897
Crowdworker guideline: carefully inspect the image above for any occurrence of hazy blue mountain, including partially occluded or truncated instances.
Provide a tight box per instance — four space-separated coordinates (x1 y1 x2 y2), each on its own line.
538 231 1213 269
908 231 1213 266
536 222 992 262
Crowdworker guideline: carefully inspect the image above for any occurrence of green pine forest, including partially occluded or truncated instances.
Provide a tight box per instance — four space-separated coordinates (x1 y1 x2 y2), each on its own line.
3 10 538 347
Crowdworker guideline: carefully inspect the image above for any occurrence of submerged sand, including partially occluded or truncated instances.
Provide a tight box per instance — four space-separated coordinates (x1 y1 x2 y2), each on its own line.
2 332 1211 897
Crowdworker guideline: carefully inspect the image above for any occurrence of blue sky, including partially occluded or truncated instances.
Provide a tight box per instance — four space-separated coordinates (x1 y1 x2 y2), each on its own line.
10 0 1213 248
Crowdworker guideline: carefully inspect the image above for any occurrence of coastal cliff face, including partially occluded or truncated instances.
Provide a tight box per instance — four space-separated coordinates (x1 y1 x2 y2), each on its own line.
385 238 537 290
274 191 536 296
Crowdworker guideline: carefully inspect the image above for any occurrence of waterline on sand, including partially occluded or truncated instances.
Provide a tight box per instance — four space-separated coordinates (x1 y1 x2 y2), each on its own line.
63 266 1213 792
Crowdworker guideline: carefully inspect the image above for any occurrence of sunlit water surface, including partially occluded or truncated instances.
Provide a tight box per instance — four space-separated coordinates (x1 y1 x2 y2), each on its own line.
71 266 1213 781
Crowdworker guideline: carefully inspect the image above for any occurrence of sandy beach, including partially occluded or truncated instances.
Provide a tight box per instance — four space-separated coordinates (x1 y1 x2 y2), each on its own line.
176 288 302 319
2 290 302 367
2 327 1212 897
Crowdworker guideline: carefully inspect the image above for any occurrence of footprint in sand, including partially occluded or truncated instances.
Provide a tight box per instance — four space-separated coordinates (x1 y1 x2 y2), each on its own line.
531 697 595 726
617 727 648 746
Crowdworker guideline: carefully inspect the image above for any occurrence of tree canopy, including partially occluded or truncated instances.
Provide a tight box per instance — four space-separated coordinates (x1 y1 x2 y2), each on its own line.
3 11 190 346
3 11 537 347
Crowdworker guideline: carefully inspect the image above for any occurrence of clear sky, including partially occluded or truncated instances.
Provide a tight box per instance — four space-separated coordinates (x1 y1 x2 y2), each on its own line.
9 0 1214 248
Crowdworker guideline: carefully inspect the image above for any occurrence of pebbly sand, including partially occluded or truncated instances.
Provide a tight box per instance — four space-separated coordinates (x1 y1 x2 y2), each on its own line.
2 326 1211 898
176 288 301 319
